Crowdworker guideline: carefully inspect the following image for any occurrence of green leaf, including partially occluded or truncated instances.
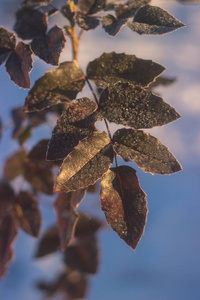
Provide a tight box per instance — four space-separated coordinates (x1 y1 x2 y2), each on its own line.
23 61 86 112
128 4 186 35
14 8 48 40
47 97 100 161
54 131 114 193
113 128 182 174
31 25 66 65
13 191 41 237
0 27 16 66
99 82 181 129
87 52 165 88
6 42 33 89
102 15 127 36
100 166 147 250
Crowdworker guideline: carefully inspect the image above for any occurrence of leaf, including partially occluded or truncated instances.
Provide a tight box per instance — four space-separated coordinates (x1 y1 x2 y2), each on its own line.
74 214 103 238
54 131 114 193
13 191 41 237
127 4 186 35
3 150 26 181
100 166 147 250
54 190 86 251
99 82 181 129
31 25 66 65
113 128 182 174
62 4 76 26
115 0 150 19
18 125 32 145
78 0 106 14
14 8 48 40
35 226 60 257
47 97 100 161
75 12 100 31
21 0 51 7
0 216 17 279
23 158 54 195
102 15 127 36
64 236 99 274
87 52 165 88
148 76 176 89
0 27 16 65
6 41 33 89
23 61 86 112
11 107 26 139
28 139 50 161
0 182 15 216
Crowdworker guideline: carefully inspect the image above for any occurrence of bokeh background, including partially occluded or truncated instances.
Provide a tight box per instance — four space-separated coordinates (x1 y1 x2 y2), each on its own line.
0 0 200 299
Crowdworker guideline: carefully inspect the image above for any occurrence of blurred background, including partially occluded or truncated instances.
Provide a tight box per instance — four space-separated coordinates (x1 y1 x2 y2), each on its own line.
0 0 200 299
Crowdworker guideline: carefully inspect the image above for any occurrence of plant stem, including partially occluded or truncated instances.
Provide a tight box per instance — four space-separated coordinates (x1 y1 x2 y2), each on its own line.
71 26 79 61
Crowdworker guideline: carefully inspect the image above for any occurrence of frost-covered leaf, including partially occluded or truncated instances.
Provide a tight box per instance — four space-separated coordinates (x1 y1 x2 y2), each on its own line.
0 216 17 279
78 0 106 14
102 15 127 36
113 128 182 174
75 12 100 30
21 0 51 7
0 27 16 65
31 25 66 65
54 190 86 251
3 150 26 181
99 82 181 129
14 8 48 40
149 76 176 89
64 236 99 274
13 191 41 237
54 132 113 193
47 97 100 161
128 4 186 35
23 61 85 112
87 52 165 88
23 158 54 195
100 166 147 250
6 42 33 89
115 1 150 19
35 226 60 257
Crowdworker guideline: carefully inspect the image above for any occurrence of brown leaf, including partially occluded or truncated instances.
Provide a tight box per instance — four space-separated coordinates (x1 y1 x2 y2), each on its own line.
54 131 113 193
3 150 26 181
100 166 148 250
87 52 165 88
14 8 48 40
13 191 41 237
28 139 50 161
0 182 15 216
54 190 86 250
23 61 85 112
11 107 26 139
128 4 186 35
6 41 33 89
47 97 100 161
74 214 103 238
64 236 99 274
113 128 182 174
99 82 181 129
0 216 17 279
102 14 127 36
0 27 16 65
35 226 60 258
31 25 67 66
23 158 54 195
